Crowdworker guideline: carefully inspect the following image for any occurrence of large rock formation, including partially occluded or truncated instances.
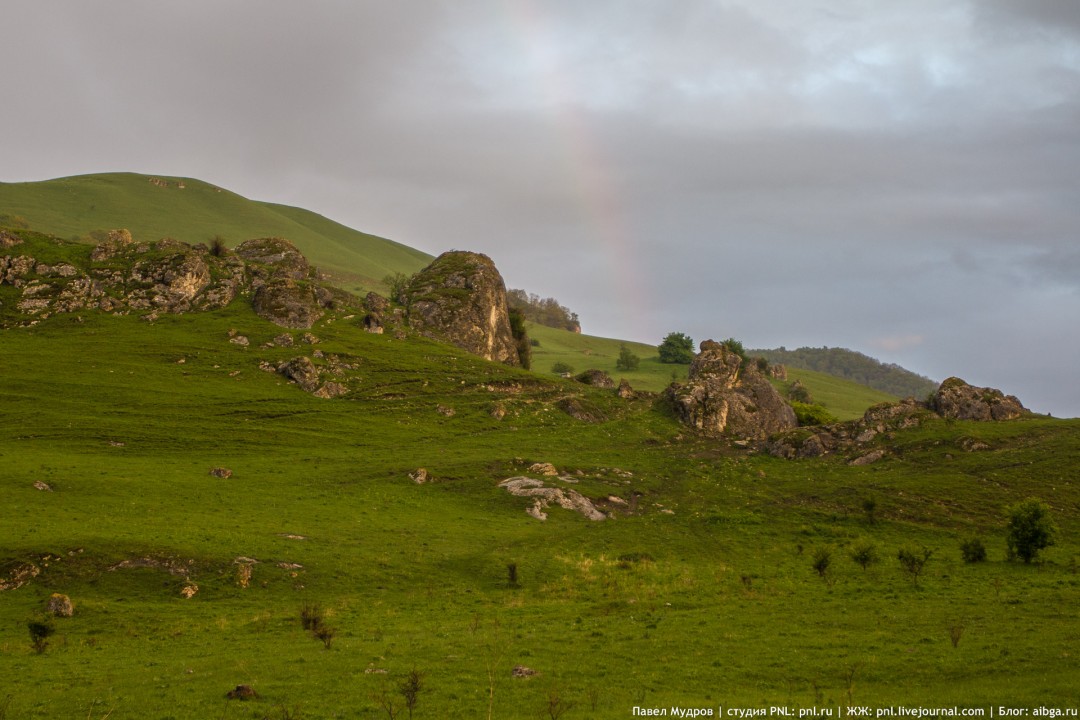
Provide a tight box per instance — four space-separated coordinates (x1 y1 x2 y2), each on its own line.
665 340 797 439
235 238 325 328
930 377 1028 421
404 251 520 365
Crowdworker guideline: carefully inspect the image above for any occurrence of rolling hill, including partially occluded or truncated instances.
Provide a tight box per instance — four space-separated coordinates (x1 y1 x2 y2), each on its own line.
0 172 432 292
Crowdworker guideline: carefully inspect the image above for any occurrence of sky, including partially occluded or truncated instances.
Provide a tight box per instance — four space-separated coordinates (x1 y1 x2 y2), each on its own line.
4 0 1080 417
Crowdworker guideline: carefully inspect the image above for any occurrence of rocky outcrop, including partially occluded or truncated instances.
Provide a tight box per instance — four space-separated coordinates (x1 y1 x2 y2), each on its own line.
574 369 615 389
0 230 355 329
0 230 24 248
930 377 1028 421
666 340 797 439
765 375 1029 462
404 251 520 365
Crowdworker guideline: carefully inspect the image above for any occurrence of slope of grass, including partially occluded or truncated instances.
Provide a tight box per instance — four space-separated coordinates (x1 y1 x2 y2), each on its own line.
2 292 1079 717
528 323 895 419
0 172 432 291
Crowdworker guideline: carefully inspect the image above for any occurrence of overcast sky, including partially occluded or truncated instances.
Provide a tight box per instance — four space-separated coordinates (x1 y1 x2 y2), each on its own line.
5 1 1080 416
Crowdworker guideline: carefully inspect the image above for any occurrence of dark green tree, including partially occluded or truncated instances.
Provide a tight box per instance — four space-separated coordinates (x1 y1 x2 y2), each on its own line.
508 308 531 370
658 332 695 364
615 344 640 372
1006 498 1057 563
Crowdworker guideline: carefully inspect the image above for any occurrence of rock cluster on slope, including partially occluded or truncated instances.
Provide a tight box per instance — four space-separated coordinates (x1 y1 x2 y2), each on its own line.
665 340 797 439
403 251 520 365
0 231 349 329
767 377 1030 462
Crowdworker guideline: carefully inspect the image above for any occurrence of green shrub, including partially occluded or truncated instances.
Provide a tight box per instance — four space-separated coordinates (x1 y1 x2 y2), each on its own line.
791 401 838 426
28 620 55 654
812 547 832 578
659 332 694 364
551 361 574 375
897 546 933 586
850 540 879 570
616 344 640 371
960 537 987 563
1006 498 1057 563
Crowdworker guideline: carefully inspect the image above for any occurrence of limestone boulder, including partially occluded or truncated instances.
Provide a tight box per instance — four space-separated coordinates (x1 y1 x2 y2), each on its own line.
404 251 520 365
930 377 1028 421
666 340 797 439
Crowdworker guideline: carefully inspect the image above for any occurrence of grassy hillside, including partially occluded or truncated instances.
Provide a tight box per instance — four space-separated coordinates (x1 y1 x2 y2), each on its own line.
529 324 895 420
0 172 432 292
755 346 938 399
3 272 1079 716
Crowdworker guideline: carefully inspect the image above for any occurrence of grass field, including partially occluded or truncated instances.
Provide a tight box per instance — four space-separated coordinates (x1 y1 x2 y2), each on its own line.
2 284 1079 718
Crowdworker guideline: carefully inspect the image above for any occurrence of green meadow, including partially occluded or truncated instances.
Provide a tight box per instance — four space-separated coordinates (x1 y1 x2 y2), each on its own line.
2 180 1079 718
2 299 1079 719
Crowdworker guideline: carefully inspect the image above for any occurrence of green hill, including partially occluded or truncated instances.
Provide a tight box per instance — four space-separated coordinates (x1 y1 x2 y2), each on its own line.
754 345 938 399
3 228 1080 715
0 172 432 292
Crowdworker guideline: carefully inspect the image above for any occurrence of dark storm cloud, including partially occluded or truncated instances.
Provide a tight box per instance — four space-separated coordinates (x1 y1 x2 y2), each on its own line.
3 0 1080 415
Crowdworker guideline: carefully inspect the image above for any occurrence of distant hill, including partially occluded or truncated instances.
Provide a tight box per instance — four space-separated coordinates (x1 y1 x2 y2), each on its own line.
752 346 937 399
0 172 432 293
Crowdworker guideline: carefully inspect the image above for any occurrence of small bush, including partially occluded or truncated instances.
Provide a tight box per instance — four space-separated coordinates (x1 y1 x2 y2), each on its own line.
300 602 324 632
949 623 965 648
897 546 933 586
507 562 519 588
960 537 987 563
850 540 879 570
28 620 55 654
616 344 640 372
861 496 878 525
400 669 424 720
209 235 228 257
551 362 574 375
812 547 832 579
791 401 838 426
313 625 336 649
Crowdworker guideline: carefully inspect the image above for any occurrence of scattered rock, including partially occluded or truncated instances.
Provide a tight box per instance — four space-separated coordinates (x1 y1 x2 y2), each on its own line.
277 356 321 393
768 364 788 380
252 279 323 329
489 403 507 421
404 251 521 365
210 467 233 479
556 397 605 423
313 382 348 399
180 584 199 599
33 480 52 491
849 449 887 466
617 379 636 399
0 562 40 591
436 404 456 417
528 462 559 476
410 468 430 484
229 335 249 346
574 369 615 389
225 685 258 700
512 665 538 678
365 291 390 314
234 237 310 280
959 437 991 452
300 332 320 344
0 229 23 248
499 476 606 521
46 593 74 617
273 333 294 347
